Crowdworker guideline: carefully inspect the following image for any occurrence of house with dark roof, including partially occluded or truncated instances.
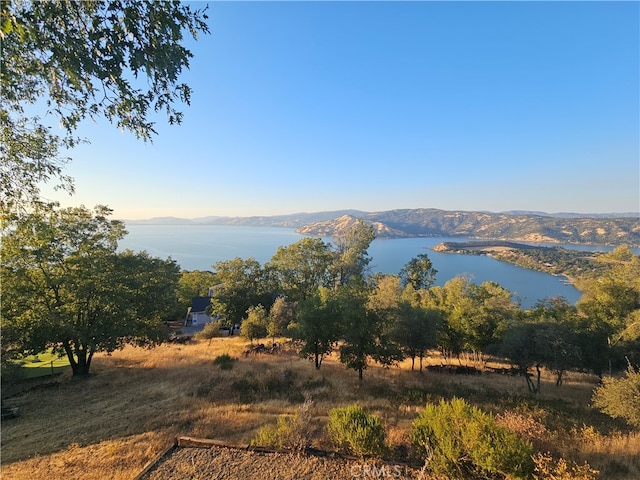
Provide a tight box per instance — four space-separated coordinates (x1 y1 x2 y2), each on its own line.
186 296 212 326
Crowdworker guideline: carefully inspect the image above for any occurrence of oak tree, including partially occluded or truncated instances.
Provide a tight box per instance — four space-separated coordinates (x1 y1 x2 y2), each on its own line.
1 204 181 376
268 237 335 302
1 0 210 212
289 288 342 370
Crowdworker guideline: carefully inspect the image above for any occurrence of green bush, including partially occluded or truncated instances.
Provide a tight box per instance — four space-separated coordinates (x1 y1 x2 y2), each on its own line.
212 353 235 370
592 364 640 427
251 398 313 451
196 322 220 341
410 398 534 480
327 404 387 457
231 373 261 403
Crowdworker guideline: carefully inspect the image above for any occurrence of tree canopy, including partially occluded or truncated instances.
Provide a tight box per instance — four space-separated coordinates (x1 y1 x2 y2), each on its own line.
1 204 181 375
267 237 335 302
1 0 210 213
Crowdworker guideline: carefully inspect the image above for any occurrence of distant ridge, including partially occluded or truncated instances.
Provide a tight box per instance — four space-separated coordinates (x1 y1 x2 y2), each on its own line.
123 210 365 227
501 210 639 219
122 208 640 247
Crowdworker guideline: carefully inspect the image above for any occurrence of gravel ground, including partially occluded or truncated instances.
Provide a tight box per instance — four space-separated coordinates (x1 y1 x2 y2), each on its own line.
139 446 423 480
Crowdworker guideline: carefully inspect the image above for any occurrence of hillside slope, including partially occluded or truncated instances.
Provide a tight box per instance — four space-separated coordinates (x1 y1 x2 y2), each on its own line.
297 209 639 246
124 208 639 246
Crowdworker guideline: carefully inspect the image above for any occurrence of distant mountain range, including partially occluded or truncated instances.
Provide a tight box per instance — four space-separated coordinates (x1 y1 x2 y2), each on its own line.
124 208 640 247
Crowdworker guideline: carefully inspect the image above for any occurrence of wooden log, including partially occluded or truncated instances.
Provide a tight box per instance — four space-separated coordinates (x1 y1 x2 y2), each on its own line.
176 436 250 450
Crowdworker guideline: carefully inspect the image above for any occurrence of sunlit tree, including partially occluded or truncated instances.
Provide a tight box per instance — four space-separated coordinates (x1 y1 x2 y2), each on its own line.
1 0 209 213
1 204 180 376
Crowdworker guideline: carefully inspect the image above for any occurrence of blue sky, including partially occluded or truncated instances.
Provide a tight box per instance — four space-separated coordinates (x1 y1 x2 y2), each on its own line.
43 1 639 219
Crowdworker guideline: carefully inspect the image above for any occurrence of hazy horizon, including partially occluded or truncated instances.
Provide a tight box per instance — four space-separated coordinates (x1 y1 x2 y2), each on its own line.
119 207 639 223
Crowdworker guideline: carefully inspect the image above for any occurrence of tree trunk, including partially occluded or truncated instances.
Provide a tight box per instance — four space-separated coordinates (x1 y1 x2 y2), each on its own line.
411 356 415 371
358 368 363 381
63 341 92 376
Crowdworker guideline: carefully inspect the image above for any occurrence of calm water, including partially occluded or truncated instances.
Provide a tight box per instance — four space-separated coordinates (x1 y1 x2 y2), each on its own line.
119 224 583 309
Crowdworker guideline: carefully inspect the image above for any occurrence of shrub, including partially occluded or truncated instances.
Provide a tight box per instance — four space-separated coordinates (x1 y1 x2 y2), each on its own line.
232 370 301 403
327 404 387 457
410 398 534 480
212 353 235 370
194 377 220 398
196 322 220 341
533 452 598 480
592 364 640 427
231 373 261 403
251 398 313 451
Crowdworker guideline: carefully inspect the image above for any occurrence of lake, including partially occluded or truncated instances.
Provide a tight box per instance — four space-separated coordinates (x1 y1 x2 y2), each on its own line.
118 224 583 309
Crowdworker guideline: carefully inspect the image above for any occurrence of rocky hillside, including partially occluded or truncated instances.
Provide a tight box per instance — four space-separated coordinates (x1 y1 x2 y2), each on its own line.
296 214 409 238
125 208 639 247
295 209 640 246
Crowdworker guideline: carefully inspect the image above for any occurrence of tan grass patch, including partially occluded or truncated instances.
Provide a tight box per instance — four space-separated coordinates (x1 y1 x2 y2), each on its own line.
1 337 638 479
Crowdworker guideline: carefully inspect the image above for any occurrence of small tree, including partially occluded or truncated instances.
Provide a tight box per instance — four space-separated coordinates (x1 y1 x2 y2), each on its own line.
289 288 342 369
338 286 403 381
394 302 440 372
241 305 268 345
268 296 296 343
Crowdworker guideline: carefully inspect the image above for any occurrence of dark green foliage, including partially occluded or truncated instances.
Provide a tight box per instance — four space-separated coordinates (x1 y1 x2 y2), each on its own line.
427 276 518 359
2 0 209 212
267 238 335 302
210 258 273 325
240 304 268 344
178 270 216 307
288 288 343 370
393 302 439 371
410 398 534 479
231 369 300 403
399 253 437 290
231 373 261 403
338 286 403 381
212 354 235 370
328 404 387 457
1 204 180 376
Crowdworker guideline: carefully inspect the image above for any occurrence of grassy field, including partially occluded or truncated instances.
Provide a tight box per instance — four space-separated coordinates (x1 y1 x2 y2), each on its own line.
12 350 71 379
1 336 639 479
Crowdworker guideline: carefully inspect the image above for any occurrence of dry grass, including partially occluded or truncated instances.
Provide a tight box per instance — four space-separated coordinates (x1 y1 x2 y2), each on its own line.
1 337 638 479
